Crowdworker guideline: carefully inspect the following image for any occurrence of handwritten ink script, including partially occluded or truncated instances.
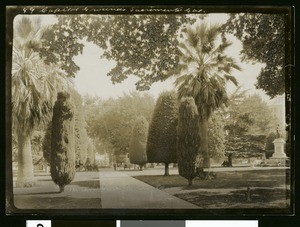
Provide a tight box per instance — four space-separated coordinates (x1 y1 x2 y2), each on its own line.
22 6 204 14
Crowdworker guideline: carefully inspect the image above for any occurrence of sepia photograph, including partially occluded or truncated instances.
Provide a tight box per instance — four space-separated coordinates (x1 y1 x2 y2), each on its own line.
6 6 294 216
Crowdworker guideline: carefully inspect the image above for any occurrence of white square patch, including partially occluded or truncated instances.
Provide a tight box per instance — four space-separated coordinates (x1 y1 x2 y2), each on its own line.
26 220 51 227
186 221 258 227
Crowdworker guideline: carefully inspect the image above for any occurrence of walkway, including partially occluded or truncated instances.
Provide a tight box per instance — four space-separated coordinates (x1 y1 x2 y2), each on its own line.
99 169 198 209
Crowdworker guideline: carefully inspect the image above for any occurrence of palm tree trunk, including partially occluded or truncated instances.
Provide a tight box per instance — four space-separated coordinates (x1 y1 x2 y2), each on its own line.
199 118 210 168
16 134 35 187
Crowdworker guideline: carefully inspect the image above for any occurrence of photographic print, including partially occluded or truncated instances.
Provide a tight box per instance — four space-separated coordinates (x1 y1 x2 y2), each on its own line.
6 5 294 216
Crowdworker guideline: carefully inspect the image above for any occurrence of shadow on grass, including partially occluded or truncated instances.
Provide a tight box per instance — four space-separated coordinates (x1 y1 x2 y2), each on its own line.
175 188 290 209
14 195 102 209
134 169 289 189
116 169 144 172
38 179 54 182
21 191 61 195
71 180 100 188
181 185 202 190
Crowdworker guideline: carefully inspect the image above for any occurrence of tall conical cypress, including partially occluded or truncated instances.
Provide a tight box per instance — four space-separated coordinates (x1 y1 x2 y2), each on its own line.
51 92 76 192
177 97 201 186
71 89 88 168
146 91 178 175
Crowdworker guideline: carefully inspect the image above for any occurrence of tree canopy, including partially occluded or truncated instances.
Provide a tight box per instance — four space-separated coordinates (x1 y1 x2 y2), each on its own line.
40 13 287 97
222 13 285 98
224 93 278 158
84 92 155 157
40 14 197 90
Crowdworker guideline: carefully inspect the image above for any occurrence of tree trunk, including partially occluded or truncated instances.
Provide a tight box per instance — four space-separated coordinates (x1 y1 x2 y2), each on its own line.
164 163 170 176
59 185 65 193
139 164 143 171
16 134 35 187
188 179 193 186
228 154 233 167
199 118 210 168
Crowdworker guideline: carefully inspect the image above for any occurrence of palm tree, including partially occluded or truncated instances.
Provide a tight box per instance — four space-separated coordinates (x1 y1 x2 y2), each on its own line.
12 16 69 187
172 23 241 171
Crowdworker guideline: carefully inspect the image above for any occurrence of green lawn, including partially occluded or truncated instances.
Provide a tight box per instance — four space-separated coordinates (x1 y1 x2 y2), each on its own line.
13 171 102 209
134 168 290 209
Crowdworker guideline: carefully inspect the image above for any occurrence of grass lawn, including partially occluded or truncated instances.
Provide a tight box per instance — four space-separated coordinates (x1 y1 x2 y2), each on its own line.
13 171 102 209
133 168 290 209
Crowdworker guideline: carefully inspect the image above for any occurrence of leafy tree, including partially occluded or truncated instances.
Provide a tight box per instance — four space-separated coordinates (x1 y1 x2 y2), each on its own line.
84 92 155 161
86 138 96 168
40 15 197 90
100 15 196 90
82 95 103 139
71 89 88 165
225 94 277 136
207 112 226 161
222 13 285 98
39 15 88 77
51 92 76 192
146 91 178 176
172 23 241 170
12 16 67 187
224 94 277 158
177 97 200 186
129 117 149 170
225 135 267 159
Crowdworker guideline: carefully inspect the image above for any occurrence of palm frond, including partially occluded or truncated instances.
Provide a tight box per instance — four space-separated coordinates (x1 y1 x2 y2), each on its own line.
224 74 239 86
12 16 71 135
186 26 199 48
206 24 219 44
195 23 207 41
178 42 198 63
173 22 241 117
174 74 193 87
217 40 233 53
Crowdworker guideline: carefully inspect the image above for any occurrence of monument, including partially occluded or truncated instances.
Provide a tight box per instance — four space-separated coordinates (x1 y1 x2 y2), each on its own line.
270 124 287 166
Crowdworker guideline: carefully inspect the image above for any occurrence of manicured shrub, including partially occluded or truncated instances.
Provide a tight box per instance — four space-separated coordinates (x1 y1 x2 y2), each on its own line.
177 97 200 186
50 92 76 192
146 91 178 175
